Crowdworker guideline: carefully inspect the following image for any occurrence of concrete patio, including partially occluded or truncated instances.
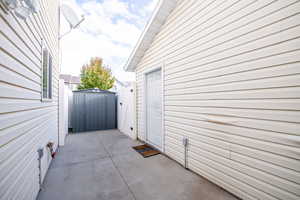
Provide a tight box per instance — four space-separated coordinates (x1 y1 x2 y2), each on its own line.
37 130 239 200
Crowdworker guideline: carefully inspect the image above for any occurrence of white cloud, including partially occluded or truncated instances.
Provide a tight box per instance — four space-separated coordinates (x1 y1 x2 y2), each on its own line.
97 0 138 20
77 0 141 46
60 0 157 82
60 29 131 77
138 0 159 18
81 11 140 46
144 0 159 13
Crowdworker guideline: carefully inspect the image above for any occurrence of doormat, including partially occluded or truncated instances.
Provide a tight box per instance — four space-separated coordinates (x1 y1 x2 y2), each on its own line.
132 144 160 158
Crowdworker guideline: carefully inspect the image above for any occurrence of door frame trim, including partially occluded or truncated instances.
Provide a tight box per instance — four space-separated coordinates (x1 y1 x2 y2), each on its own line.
142 64 165 152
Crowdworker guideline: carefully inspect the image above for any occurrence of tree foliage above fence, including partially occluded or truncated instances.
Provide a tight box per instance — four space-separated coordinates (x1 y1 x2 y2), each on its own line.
78 57 115 90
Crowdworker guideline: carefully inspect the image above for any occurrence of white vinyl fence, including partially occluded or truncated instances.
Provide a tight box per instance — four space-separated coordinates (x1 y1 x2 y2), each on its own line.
117 82 136 139
59 79 69 146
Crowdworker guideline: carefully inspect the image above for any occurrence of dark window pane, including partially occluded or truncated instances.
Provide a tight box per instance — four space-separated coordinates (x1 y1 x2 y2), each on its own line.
48 54 53 99
42 49 48 99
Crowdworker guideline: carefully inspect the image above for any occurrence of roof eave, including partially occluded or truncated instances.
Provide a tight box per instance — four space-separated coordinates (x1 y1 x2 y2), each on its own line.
124 0 178 72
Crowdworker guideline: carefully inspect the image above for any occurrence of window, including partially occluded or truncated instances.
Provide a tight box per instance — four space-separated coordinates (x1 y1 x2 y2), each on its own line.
42 46 53 100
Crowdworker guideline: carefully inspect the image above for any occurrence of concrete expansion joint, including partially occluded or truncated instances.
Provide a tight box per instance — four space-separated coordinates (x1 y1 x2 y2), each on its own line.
97 136 138 200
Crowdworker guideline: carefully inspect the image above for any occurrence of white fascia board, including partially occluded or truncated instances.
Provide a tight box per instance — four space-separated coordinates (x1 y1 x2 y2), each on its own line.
124 0 178 72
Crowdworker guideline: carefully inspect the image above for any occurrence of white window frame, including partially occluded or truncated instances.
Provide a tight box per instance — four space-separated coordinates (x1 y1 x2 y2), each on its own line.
41 40 53 101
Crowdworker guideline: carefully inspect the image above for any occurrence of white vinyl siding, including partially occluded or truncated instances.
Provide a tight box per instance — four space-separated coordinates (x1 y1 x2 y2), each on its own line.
0 0 60 199
135 0 300 200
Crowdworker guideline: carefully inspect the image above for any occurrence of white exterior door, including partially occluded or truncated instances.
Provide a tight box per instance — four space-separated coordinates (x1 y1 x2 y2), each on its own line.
146 69 162 149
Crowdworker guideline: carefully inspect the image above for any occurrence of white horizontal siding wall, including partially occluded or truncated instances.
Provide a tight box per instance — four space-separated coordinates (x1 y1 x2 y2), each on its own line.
135 0 300 199
0 0 60 200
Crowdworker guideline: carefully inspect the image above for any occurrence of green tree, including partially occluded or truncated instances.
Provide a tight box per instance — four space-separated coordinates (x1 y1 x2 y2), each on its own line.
78 57 115 90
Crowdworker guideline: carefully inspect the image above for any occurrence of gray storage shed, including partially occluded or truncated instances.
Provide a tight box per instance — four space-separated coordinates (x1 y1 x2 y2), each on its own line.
71 89 117 133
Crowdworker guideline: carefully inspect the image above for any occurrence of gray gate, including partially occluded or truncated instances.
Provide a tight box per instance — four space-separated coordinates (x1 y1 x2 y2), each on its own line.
71 89 117 133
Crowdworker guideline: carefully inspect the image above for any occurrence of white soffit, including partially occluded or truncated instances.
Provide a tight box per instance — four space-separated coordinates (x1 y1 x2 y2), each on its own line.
124 0 178 72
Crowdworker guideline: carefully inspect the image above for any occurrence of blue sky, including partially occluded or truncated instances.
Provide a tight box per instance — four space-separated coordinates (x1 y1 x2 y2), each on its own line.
60 0 157 81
